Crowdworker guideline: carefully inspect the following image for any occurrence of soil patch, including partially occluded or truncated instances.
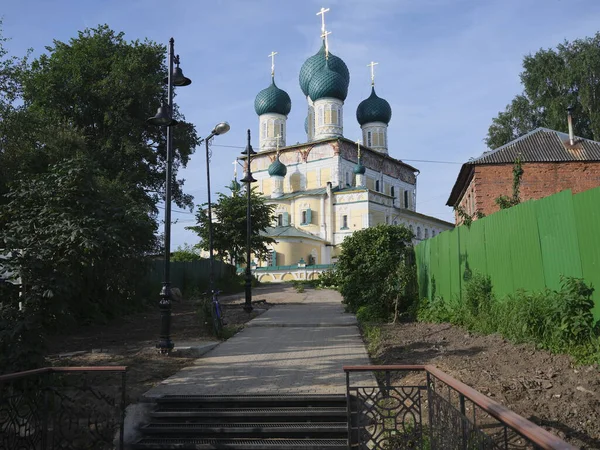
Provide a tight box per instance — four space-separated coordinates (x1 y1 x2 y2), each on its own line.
46 294 273 405
368 321 600 449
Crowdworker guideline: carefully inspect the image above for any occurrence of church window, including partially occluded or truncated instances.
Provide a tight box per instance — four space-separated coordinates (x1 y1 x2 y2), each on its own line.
373 131 380 147
417 227 422 239
375 180 380 192
324 107 331 124
391 186 395 198
331 107 338 124
367 131 372 147
409 224 414 233
346 172 350 186
262 122 267 140
277 214 283 226
280 123 284 138
318 107 324 126
432 230 436 237
267 120 275 138
393 220 398 225
301 209 312 225
425 228 429 239
342 215 348 229
404 190 409 208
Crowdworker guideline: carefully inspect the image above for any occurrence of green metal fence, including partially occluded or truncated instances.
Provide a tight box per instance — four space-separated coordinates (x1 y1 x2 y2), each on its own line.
146 259 236 294
416 187 600 320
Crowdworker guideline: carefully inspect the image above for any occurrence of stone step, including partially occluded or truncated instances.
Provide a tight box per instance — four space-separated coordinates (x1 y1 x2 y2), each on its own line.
131 437 348 450
141 421 347 438
151 406 347 422
154 394 346 409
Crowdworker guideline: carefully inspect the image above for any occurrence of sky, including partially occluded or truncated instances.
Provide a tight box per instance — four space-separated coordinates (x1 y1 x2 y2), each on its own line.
3 0 600 249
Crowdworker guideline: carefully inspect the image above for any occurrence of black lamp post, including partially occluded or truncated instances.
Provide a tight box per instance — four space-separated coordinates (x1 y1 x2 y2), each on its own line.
204 122 231 294
240 129 256 312
147 38 191 354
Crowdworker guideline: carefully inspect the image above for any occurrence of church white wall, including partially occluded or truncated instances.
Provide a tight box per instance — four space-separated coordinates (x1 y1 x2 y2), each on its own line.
259 112 287 151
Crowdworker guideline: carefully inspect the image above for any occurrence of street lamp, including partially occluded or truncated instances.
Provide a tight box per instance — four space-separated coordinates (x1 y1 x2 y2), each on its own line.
204 122 231 294
240 129 256 313
147 38 192 354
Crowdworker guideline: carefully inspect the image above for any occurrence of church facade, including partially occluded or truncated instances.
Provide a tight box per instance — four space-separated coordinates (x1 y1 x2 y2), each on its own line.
239 9 453 282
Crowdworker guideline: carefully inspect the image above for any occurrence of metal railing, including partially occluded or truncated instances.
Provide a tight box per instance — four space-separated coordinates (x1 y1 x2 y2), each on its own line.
344 365 576 450
0 366 127 450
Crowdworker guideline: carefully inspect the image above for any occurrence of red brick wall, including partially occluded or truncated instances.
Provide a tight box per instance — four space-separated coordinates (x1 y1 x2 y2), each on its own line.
466 161 600 220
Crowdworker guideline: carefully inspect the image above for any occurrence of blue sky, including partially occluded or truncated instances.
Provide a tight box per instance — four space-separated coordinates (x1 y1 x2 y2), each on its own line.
3 0 600 248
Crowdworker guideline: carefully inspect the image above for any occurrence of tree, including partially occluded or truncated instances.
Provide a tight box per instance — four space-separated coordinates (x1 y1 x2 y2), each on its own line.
485 32 600 149
172 243 203 262
188 184 276 265
335 225 415 320
14 24 200 209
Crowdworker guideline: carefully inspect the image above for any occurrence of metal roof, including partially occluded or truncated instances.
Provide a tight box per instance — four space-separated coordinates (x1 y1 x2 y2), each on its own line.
262 226 327 242
446 127 600 207
470 128 600 164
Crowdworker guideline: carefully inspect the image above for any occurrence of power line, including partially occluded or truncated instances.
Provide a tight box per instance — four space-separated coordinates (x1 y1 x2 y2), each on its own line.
156 205 194 215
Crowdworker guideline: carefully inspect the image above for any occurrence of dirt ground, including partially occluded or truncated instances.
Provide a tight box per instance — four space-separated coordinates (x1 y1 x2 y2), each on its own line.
46 288 278 404
369 321 600 449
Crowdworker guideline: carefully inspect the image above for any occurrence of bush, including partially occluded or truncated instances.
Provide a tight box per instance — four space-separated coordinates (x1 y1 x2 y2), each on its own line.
418 273 600 364
314 269 339 289
336 225 416 320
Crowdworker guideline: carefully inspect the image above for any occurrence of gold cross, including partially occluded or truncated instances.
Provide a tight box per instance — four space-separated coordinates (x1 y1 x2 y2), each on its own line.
367 61 379 86
356 139 362 159
316 7 330 34
268 51 278 78
321 30 332 59
232 159 238 178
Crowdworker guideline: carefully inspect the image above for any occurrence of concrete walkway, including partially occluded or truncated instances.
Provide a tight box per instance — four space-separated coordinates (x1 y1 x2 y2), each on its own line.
143 288 374 397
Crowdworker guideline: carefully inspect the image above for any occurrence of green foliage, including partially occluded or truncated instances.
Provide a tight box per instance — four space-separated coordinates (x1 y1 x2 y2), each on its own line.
418 273 600 363
171 244 203 262
17 24 200 209
314 268 339 289
360 322 383 356
495 157 524 210
486 33 600 148
188 185 276 265
0 157 156 370
453 206 485 227
336 225 416 321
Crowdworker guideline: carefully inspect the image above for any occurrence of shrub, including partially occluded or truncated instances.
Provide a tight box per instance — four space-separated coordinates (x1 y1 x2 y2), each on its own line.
418 273 600 364
336 225 416 320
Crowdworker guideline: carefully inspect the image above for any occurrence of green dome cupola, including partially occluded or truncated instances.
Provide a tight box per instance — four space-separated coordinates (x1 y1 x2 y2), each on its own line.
353 159 366 175
268 155 287 177
356 86 392 125
299 43 350 98
254 79 292 116
308 62 348 102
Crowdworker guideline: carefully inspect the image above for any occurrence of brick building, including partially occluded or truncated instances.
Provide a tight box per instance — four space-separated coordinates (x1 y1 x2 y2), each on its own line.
446 127 600 224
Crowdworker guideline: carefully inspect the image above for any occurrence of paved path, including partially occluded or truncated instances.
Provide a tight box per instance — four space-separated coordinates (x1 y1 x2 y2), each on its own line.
143 288 374 397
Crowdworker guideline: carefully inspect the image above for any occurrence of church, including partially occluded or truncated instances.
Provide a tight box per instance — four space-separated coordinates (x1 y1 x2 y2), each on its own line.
238 8 453 283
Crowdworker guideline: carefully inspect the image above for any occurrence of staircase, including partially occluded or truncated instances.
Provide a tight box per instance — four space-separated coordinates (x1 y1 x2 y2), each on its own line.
132 394 349 449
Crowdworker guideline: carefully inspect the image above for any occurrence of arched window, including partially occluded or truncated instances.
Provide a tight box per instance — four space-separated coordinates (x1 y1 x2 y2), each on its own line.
409 224 414 233
432 230 436 237
425 228 429 239
417 226 422 239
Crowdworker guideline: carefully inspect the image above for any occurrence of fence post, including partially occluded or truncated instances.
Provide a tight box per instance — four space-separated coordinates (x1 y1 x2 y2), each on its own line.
459 393 467 450
426 372 434 449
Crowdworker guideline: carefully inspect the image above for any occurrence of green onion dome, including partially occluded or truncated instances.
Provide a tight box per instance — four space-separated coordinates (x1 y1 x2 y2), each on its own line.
268 155 287 177
308 62 348 102
299 42 350 97
356 87 392 125
353 159 366 175
254 79 292 116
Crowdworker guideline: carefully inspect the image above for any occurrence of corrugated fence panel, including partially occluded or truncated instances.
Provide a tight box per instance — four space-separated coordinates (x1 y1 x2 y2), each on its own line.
458 219 488 286
573 187 600 320
436 231 453 302
482 208 514 299
535 190 582 291
447 228 462 302
504 201 546 293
